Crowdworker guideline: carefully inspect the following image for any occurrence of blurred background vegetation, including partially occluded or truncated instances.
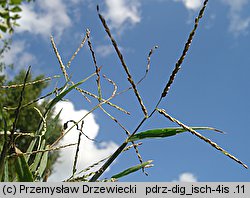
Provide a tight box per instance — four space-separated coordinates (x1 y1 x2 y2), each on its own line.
0 0 61 181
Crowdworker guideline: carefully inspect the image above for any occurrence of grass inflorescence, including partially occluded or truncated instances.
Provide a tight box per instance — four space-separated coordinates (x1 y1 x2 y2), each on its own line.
0 0 247 182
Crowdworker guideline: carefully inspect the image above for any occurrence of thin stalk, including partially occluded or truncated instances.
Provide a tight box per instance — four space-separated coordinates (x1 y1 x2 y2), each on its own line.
97 5 148 118
50 77 118 148
86 29 102 102
72 132 82 176
100 106 145 172
50 36 69 81
10 66 31 145
90 0 209 181
51 35 90 102
0 113 8 178
157 108 248 169
89 142 128 182
0 75 60 89
115 45 158 96
70 142 142 180
67 32 88 68
161 0 208 99
7 143 77 158
3 86 64 111
0 66 31 174
74 87 130 115
89 116 147 182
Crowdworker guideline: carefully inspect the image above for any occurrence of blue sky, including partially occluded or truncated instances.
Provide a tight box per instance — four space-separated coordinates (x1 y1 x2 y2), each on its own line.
2 0 250 181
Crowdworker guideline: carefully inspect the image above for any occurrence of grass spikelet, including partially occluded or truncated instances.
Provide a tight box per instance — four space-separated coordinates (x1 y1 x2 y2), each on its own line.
97 5 148 118
50 35 69 81
67 32 88 68
161 0 209 98
157 108 248 169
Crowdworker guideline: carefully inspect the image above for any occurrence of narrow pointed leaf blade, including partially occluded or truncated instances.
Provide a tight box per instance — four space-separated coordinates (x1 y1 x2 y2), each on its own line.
45 109 62 136
30 139 46 172
37 145 49 178
128 127 220 142
111 160 153 179
25 137 38 161
4 159 9 182
47 74 95 111
15 147 34 182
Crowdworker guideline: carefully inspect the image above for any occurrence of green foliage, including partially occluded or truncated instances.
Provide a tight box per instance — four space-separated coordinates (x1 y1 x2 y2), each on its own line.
0 39 12 72
111 160 153 179
45 76 95 115
0 71 62 181
14 147 34 182
2 71 47 131
0 0 61 182
0 0 33 38
1 71 57 135
127 127 220 142
0 0 247 182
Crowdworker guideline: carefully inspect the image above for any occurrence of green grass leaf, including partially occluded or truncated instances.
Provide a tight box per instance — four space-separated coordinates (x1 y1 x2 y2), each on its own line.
25 137 38 161
37 145 49 179
46 74 95 112
111 160 153 179
15 147 33 182
45 108 62 136
127 127 220 142
30 139 46 172
4 159 9 182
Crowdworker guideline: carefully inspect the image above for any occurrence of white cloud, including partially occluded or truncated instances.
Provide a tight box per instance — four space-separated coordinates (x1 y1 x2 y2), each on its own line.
221 0 250 35
70 0 81 4
173 172 198 182
95 44 130 57
48 101 118 181
174 0 203 11
11 0 136 38
96 44 114 57
222 0 248 11
17 0 71 38
172 0 250 35
2 40 36 73
228 13 250 34
104 0 141 32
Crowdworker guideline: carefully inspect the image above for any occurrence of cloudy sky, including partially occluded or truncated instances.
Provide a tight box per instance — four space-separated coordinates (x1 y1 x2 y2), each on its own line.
3 0 250 181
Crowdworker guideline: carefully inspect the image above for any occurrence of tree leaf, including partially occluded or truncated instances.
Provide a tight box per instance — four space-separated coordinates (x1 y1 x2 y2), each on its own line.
0 10 9 19
127 127 220 142
0 22 8 33
111 160 153 179
9 0 22 5
0 1 7 7
10 14 21 20
10 6 22 13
